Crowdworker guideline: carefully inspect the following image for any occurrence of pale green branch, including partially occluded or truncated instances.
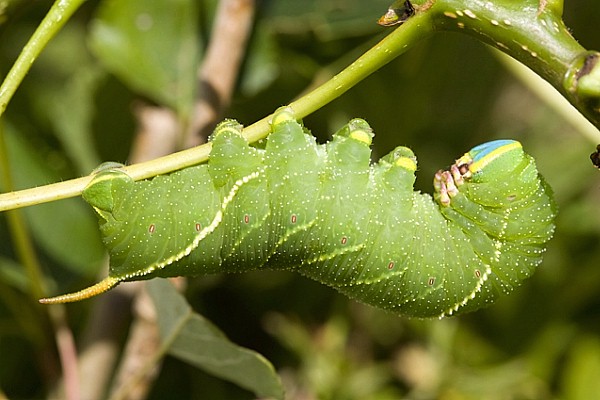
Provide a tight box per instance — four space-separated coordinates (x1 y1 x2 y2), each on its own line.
420 0 600 126
1 0 599 213
0 0 86 116
0 10 435 211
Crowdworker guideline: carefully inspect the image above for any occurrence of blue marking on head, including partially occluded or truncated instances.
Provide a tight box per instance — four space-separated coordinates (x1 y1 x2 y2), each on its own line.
470 140 518 163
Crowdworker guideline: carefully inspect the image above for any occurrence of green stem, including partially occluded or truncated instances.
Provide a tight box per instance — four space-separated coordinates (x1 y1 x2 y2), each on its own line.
0 125 45 300
0 2 88 392
0 10 436 211
0 0 86 116
0 0 599 213
0 123 81 399
418 0 600 126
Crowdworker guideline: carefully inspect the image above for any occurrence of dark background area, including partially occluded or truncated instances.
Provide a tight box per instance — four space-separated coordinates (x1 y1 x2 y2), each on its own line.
1 0 599 398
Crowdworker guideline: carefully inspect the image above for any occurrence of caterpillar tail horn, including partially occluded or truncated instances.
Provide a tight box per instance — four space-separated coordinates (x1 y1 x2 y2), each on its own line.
39 276 121 304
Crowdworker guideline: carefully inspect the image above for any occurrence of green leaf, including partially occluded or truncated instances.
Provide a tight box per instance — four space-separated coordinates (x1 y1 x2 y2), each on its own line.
45 66 105 175
147 279 284 400
1 125 105 276
89 0 200 116
29 20 105 175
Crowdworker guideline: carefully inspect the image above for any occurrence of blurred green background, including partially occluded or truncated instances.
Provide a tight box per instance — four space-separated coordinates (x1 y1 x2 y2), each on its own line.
1 0 600 398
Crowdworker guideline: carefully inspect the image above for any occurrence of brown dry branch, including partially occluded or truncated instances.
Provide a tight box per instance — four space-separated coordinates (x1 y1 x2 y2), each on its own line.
186 0 256 146
74 1 257 399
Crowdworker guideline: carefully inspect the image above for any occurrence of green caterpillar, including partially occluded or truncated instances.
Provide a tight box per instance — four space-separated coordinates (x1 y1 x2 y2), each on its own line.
40 107 557 318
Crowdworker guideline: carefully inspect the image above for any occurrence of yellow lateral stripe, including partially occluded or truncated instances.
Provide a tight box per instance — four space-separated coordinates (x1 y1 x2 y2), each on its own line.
349 130 372 145
395 157 417 171
469 141 521 173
